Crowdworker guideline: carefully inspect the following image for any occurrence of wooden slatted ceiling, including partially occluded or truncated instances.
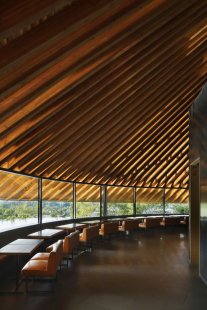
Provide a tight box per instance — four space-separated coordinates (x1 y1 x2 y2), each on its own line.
136 188 163 204
165 188 189 204
76 184 100 203
1 0 65 32
0 0 207 192
107 186 133 203
0 170 38 200
42 179 73 201
0 169 188 203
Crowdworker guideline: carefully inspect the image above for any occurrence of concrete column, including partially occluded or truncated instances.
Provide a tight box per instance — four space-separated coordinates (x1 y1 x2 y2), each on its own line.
190 161 200 269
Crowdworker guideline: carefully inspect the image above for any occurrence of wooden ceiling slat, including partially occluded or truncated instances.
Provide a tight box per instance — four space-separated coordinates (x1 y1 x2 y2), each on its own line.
107 186 133 203
9 78 145 171
1 22 159 162
0 170 38 200
105 111 189 182
0 0 206 192
122 123 189 185
0 1 149 109
106 125 190 186
146 147 189 187
147 146 189 186
136 187 163 203
57 70 194 180
0 0 118 68
165 188 189 203
42 179 73 201
0 1 157 86
0 0 199 112
67 31 205 174
0 0 204 151
0 0 58 32
85 57 205 177
164 158 189 186
76 183 100 202
0 0 188 128
74 71 203 184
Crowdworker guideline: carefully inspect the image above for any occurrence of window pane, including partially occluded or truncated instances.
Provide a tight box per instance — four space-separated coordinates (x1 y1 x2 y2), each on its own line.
136 188 163 214
165 189 189 214
107 186 133 216
42 179 73 223
76 184 100 218
0 170 38 232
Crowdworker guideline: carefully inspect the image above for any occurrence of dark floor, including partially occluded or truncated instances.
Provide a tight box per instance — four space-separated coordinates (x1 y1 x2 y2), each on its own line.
1 227 207 310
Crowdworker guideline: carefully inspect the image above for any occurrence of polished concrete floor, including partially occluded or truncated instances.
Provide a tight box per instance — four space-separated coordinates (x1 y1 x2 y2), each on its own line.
1 227 207 310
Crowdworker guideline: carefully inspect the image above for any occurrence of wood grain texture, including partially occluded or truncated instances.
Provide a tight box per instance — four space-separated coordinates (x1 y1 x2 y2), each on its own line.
0 0 206 201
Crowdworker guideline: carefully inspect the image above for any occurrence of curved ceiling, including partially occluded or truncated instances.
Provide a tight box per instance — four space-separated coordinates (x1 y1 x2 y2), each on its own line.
0 0 207 189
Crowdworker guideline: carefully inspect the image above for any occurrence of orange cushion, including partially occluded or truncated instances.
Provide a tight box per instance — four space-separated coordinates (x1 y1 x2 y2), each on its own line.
21 260 48 277
31 253 50 260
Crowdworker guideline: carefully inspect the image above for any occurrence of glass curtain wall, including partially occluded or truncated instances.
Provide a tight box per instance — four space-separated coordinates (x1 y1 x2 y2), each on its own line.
76 183 100 218
0 170 38 232
136 188 163 214
165 188 189 214
107 186 134 216
42 179 73 223
0 169 189 232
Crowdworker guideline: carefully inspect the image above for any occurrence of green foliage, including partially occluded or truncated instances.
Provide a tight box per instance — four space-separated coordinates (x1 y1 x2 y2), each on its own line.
136 203 163 214
0 200 73 222
0 201 38 221
165 203 189 214
76 202 100 218
42 201 72 218
0 199 189 223
136 203 189 214
107 203 133 216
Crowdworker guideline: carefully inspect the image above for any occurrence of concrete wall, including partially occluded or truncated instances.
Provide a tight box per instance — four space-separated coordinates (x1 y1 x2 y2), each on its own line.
189 83 207 281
